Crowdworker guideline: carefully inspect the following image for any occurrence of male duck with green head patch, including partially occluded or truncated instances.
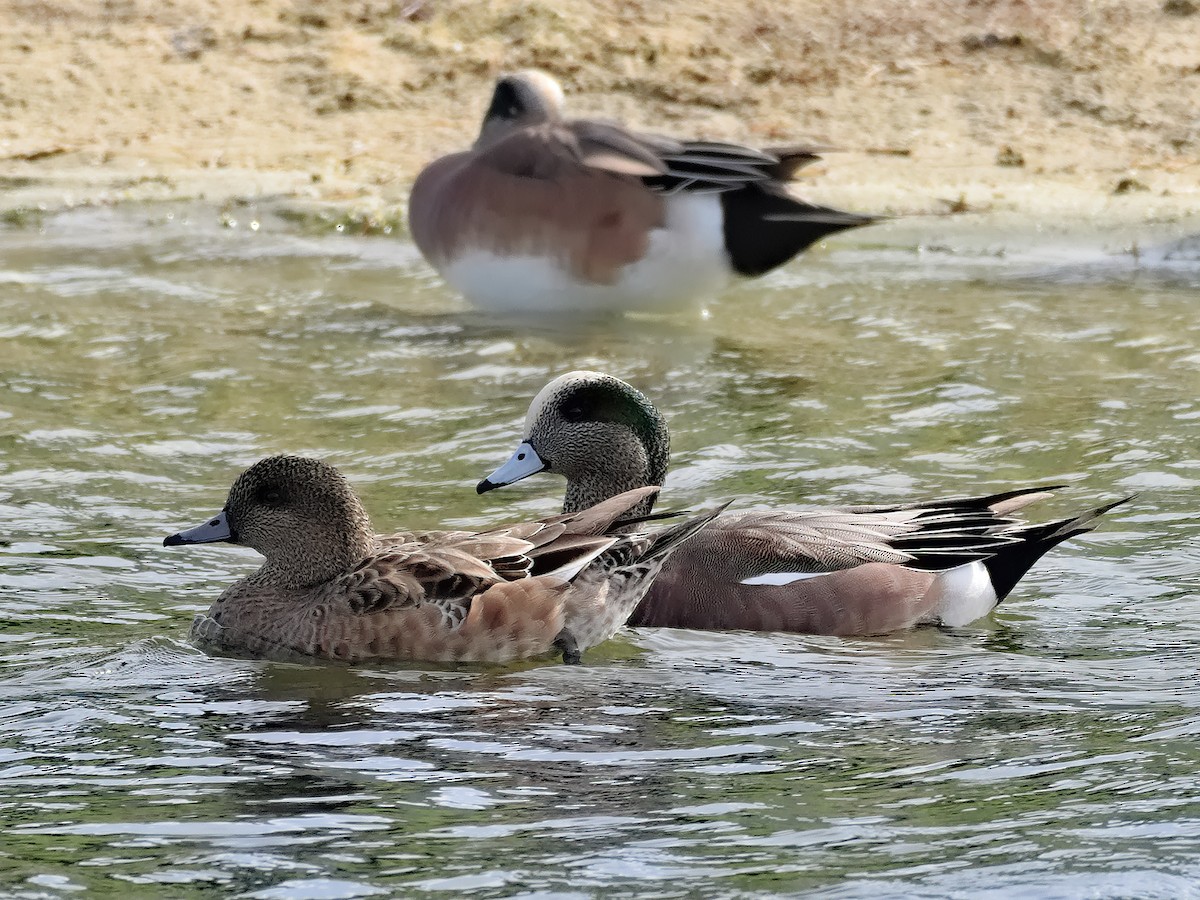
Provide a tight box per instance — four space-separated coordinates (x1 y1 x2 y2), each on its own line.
479 371 1130 635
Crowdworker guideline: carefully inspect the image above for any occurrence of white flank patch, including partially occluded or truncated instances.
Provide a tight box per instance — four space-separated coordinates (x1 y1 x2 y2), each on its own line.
923 561 999 627
740 571 833 586
442 193 730 313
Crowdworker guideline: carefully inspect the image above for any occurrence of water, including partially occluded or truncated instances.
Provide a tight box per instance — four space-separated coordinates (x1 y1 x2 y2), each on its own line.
1 203 1198 898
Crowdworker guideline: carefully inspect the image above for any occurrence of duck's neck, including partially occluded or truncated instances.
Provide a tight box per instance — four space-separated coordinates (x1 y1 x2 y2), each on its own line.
253 506 377 590
562 424 669 520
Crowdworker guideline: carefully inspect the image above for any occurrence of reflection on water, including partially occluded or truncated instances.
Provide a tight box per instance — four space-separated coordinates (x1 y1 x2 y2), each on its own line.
1 204 1198 897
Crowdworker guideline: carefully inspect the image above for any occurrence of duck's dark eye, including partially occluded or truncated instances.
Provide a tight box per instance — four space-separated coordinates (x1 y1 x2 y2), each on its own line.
256 486 283 506
562 405 585 422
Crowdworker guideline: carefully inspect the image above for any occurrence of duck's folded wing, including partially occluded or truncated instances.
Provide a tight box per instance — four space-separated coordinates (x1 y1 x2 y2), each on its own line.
456 487 664 581
679 507 1022 583
567 119 673 177
760 145 828 179
479 123 665 180
338 546 500 625
357 500 653 618
565 122 828 192
538 486 662 535
414 526 618 583
840 486 1063 518
636 139 830 195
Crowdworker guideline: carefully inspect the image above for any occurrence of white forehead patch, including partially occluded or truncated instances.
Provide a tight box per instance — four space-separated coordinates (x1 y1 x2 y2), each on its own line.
513 70 565 115
523 370 603 436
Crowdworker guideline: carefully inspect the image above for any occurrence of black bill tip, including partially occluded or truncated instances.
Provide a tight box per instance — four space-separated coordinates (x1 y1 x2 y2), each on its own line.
476 478 498 495
163 533 185 547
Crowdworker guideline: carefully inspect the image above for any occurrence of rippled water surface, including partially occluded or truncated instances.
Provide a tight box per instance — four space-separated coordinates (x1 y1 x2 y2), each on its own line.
2 204 1198 898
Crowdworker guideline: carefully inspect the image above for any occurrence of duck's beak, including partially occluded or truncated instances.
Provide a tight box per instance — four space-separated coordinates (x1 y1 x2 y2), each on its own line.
163 509 234 546
477 442 546 494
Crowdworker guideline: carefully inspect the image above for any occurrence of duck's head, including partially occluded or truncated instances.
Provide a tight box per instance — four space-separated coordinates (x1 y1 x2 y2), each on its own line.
476 70 566 149
164 455 375 588
478 371 669 515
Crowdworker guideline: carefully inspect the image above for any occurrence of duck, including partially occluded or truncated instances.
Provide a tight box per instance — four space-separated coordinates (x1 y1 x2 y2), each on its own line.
407 70 876 313
476 371 1129 635
163 454 722 664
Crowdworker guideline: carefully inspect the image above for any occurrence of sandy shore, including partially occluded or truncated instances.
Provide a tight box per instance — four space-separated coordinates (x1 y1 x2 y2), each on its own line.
1 0 1197 228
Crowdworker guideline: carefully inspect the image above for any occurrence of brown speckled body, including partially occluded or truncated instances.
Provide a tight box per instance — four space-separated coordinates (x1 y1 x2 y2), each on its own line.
169 457 717 664
194 571 572 664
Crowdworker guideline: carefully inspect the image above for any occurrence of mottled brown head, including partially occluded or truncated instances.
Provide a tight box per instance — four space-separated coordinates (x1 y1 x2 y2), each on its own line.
479 371 670 516
166 455 376 589
475 70 566 150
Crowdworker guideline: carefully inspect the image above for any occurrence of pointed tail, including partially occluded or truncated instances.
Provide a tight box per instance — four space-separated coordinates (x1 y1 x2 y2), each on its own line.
984 496 1132 602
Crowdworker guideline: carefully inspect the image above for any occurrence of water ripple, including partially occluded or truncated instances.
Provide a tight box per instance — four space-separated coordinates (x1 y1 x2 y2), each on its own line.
0 207 1197 896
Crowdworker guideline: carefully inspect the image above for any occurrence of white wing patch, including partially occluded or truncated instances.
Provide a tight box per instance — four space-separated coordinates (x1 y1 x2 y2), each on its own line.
739 571 835 586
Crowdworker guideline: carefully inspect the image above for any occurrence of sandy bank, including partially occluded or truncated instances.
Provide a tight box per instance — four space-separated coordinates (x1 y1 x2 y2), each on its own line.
0 0 1197 229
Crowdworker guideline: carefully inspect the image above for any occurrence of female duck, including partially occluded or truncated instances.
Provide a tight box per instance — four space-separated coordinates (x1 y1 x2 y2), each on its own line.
478 371 1127 635
164 455 719 663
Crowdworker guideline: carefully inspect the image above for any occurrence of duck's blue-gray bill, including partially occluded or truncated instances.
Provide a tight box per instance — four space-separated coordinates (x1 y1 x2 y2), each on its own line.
164 509 234 546
477 441 547 493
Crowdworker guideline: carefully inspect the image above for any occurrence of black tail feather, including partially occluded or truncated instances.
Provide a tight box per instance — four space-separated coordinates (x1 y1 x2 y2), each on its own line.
983 496 1132 602
949 485 1072 514
842 484 1068 516
721 184 877 277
